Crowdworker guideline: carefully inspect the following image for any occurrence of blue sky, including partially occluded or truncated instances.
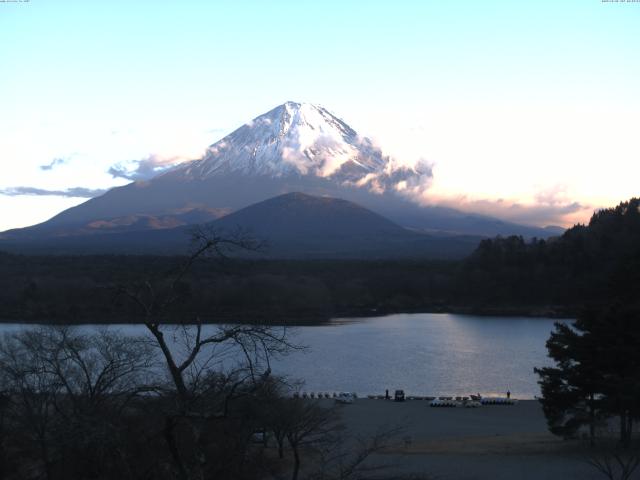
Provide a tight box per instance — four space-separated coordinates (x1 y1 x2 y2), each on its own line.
1 0 639 230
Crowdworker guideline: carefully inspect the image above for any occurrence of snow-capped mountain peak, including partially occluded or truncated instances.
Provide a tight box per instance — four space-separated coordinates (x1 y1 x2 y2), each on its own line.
170 101 390 181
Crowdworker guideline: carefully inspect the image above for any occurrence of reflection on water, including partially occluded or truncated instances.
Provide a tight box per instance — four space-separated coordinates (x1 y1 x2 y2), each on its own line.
0 313 567 399
273 313 567 399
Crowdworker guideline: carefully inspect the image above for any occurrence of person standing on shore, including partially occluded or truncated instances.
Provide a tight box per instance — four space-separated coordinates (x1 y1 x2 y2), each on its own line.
385 389 389 400
507 390 511 399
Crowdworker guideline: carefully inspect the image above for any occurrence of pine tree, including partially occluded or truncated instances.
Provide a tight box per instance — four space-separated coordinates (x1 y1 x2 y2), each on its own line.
536 305 640 446
535 319 603 444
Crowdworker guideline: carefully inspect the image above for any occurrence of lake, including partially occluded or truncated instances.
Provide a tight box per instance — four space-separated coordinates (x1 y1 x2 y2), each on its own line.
0 313 566 399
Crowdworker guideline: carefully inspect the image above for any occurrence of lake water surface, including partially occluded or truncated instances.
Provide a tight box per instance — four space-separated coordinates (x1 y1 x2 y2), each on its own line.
0 313 567 399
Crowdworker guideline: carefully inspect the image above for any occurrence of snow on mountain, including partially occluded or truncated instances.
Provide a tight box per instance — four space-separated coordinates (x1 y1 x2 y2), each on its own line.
165 101 427 193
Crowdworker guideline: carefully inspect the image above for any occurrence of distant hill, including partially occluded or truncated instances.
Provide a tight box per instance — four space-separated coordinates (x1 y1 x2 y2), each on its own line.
208 192 483 258
0 193 483 259
213 191 405 237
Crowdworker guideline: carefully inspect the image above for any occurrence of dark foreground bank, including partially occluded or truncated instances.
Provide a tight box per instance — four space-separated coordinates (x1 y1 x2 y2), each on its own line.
331 398 622 480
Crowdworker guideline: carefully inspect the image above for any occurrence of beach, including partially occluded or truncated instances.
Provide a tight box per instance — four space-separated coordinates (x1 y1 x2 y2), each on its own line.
330 399 601 480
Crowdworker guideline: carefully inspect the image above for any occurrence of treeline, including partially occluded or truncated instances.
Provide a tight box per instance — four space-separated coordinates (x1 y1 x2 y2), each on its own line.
0 254 459 324
1 197 639 324
456 197 640 312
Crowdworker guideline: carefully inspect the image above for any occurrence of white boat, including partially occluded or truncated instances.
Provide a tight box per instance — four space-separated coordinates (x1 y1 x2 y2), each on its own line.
430 398 458 407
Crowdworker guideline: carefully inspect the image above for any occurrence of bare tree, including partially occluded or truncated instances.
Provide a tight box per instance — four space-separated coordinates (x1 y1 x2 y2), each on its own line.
267 395 290 460
277 399 339 480
0 329 61 479
586 444 640 480
0 326 155 480
114 227 299 480
310 425 406 480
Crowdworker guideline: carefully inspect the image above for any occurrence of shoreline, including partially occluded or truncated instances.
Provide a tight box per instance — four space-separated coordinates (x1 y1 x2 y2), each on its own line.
0 305 575 326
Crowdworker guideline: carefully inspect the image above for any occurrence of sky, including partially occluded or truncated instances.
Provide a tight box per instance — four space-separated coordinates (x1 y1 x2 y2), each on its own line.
1 0 639 231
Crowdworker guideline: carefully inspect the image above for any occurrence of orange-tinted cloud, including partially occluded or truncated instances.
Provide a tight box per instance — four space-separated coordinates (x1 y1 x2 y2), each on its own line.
427 188 593 228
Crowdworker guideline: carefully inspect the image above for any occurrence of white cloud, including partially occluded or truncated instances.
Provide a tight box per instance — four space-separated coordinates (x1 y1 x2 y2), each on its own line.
108 154 190 181
39 156 71 171
0 186 107 198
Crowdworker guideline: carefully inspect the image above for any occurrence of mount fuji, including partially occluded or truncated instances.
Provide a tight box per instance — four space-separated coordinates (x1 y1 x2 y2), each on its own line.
1 101 561 255
170 101 396 182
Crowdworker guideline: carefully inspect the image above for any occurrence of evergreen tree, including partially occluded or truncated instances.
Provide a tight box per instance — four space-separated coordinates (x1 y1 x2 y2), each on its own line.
584 307 640 447
536 305 640 446
535 319 603 444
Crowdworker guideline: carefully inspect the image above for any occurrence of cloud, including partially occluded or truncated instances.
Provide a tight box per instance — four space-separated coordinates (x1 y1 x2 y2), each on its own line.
0 186 107 198
244 117 272 129
108 154 188 181
533 185 576 207
352 156 434 198
428 187 591 227
204 141 229 160
39 157 69 171
384 158 433 195
351 157 584 227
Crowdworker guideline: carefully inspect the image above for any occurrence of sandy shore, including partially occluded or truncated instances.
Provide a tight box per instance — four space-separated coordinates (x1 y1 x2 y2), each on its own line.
327 399 601 480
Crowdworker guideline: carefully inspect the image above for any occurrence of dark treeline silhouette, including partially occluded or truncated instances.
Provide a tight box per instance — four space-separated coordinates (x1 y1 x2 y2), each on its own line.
0 197 639 324
458 197 640 312
0 253 458 324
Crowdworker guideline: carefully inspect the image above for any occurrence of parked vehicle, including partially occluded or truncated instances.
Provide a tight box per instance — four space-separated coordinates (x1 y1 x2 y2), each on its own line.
394 389 405 402
335 392 355 404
